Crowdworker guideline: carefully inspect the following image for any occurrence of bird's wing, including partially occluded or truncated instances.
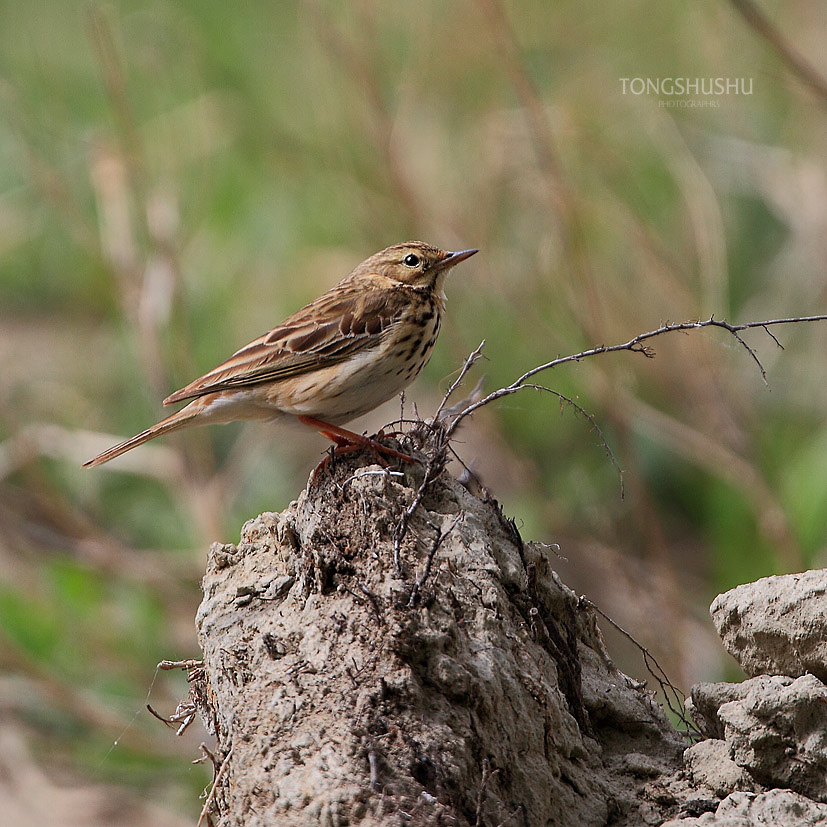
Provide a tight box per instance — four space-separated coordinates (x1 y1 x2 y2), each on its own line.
163 282 405 405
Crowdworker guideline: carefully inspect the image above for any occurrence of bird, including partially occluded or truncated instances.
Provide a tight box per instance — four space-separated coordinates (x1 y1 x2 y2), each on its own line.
83 241 478 470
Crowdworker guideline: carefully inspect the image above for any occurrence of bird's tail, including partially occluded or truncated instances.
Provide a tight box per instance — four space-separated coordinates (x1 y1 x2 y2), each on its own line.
82 405 200 468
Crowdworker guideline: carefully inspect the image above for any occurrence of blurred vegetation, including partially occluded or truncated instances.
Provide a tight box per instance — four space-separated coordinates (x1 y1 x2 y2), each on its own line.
1 0 826 818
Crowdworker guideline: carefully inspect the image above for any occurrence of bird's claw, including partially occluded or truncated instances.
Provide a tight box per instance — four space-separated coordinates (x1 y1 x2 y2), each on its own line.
311 434 417 483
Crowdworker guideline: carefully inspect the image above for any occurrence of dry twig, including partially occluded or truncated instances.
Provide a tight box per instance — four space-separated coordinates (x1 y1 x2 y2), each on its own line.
158 659 203 672
196 746 234 827
433 314 827 498
726 0 827 106
475 758 499 827
580 596 702 739
392 426 448 576
407 513 464 607
433 340 487 422
445 315 827 438
146 699 197 736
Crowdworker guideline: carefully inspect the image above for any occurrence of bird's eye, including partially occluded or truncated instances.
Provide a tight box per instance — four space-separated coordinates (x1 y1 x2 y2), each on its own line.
403 254 420 267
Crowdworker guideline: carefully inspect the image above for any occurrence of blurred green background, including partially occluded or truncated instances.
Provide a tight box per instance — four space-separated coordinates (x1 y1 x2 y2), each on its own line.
1 0 826 821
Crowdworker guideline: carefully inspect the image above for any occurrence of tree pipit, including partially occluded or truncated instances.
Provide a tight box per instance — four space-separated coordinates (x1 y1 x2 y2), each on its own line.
83 242 477 474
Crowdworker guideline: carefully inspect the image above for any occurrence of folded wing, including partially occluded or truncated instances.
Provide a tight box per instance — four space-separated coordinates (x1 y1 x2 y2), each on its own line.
164 283 405 405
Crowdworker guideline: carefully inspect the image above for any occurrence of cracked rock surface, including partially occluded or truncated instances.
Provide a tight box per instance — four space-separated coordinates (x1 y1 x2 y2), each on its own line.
191 428 827 826
662 790 827 826
690 674 827 804
682 739 760 798
678 569 827 825
711 570 827 682
194 434 685 826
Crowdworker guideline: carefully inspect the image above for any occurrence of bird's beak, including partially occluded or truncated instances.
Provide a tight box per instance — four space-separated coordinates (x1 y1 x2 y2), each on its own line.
437 248 479 270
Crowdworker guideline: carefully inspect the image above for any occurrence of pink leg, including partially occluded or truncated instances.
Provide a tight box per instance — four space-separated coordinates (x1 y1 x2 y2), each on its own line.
297 415 416 478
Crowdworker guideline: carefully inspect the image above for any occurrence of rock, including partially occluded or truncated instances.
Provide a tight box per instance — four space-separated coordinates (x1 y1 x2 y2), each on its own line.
662 789 827 825
687 674 827 802
718 673 827 802
190 427 827 825
683 739 760 797
710 570 827 682
194 436 687 827
687 682 754 740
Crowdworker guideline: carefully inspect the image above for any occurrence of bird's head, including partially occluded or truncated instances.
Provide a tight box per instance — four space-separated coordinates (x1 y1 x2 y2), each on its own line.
353 241 478 295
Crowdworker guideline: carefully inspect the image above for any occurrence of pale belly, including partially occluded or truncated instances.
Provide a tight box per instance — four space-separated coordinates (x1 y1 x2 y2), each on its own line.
268 347 419 424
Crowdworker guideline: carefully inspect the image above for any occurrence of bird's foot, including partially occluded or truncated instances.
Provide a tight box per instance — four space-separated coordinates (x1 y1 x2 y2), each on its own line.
300 416 417 482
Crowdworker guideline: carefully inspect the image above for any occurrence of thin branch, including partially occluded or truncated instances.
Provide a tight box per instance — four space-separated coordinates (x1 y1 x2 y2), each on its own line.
494 809 523 827
146 700 197 736
521 384 625 498
196 746 234 827
445 315 827 439
447 443 486 493
407 514 464 607
475 758 499 827
580 597 701 740
392 427 448 576
194 743 221 774
762 324 783 349
726 0 827 107
434 340 487 422
157 659 203 672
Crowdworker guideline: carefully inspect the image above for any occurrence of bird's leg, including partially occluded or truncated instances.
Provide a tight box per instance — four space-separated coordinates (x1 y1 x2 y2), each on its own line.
298 415 416 477
376 429 412 445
